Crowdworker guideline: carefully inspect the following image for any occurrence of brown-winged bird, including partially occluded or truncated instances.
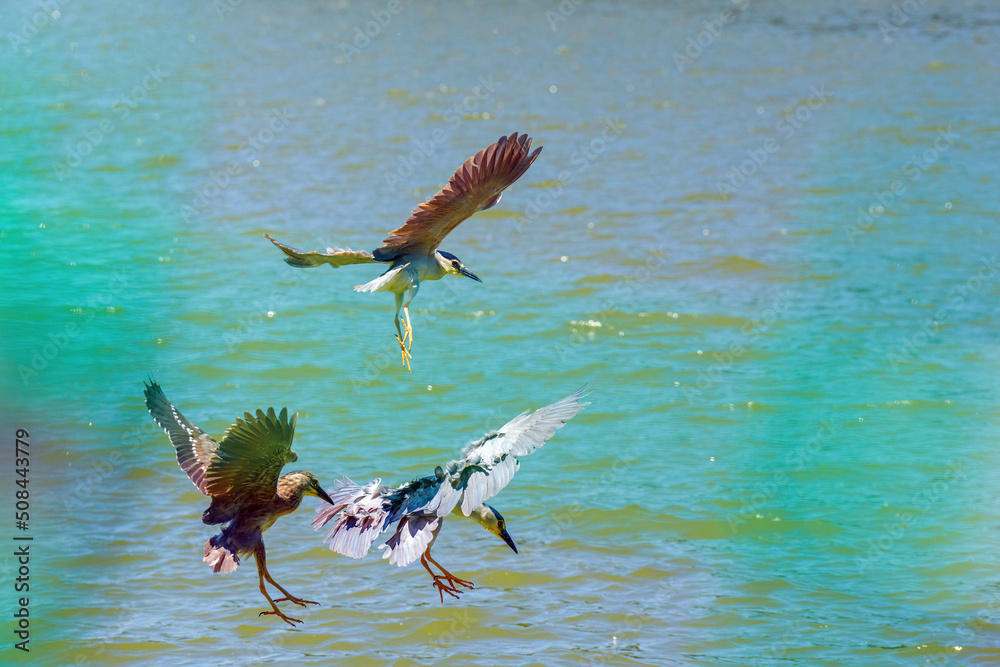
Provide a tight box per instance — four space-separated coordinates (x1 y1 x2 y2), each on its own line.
264 132 542 371
144 381 334 626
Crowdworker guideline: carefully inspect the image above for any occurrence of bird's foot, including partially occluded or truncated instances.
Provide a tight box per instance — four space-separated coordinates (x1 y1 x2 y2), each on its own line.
273 595 319 608
395 335 413 372
403 321 413 352
432 573 474 602
259 608 303 627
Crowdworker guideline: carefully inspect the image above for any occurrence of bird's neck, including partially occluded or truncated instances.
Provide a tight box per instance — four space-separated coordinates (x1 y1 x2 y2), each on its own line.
274 476 307 515
457 503 492 526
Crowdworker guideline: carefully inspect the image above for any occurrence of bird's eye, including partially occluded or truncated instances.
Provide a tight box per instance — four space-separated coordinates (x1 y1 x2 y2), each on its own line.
498 520 505 530
452 260 460 267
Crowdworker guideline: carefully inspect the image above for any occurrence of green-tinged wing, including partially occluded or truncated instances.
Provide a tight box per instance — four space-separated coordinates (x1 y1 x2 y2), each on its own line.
205 407 298 504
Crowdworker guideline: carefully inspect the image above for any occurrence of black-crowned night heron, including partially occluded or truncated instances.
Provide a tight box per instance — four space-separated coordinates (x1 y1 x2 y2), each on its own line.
144 381 334 626
311 387 588 601
265 132 542 371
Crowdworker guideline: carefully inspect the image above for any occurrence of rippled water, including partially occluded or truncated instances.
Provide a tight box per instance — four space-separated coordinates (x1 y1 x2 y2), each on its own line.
3 1 1000 665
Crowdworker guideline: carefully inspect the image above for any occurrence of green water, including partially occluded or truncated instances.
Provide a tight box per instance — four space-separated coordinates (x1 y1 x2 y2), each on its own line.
2 1 999 665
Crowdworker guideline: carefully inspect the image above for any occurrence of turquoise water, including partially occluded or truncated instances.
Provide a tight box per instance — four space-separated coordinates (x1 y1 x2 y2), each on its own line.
2 1 1000 664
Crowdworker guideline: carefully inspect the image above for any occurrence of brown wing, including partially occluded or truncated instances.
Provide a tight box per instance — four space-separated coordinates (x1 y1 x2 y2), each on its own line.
372 132 542 260
265 234 381 268
204 407 298 505
144 380 220 495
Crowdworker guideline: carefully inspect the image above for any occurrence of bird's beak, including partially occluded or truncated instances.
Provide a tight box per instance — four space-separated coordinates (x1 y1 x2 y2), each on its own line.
498 526 518 554
459 266 482 283
315 486 334 505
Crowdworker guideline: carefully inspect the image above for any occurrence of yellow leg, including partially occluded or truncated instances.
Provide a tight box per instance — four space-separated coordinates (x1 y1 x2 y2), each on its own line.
254 546 302 626
394 292 413 372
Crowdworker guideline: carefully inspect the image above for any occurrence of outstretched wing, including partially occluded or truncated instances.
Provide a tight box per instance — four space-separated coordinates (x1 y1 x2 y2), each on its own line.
144 380 220 494
446 386 590 515
313 477 394 559
372 132 542 260
205 406 298 505
265 233 381 268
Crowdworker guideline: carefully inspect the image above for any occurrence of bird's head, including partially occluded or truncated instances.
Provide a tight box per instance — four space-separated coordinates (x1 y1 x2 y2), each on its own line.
469 504 518 554
436 250 482 283
285 471 335 505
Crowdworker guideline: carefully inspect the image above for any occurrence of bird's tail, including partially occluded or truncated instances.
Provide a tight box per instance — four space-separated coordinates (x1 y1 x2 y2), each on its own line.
204 533 240 573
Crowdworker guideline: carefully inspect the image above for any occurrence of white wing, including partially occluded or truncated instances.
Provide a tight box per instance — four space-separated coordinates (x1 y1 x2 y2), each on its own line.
312 477 393 559
447 386 590 515
379 515 442 567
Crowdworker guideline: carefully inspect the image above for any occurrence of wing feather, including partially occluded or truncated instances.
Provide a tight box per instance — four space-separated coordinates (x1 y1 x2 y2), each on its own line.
372 132 542 259
313 477 394 559
205 406 298 505
447 386 590 515
265 234 380 268
144 380 220 495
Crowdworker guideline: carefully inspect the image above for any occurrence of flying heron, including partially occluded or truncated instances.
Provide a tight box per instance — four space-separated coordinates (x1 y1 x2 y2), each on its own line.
311 387 588 601
143 380 334 626
264 132 542 371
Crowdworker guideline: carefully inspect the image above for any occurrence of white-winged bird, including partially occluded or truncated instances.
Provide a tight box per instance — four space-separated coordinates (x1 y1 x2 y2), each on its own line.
312 387 588 601
264 132 542 371
144 381 334 626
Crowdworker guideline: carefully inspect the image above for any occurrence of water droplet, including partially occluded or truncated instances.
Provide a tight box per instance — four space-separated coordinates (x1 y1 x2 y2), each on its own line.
548 85 558 93
696 350 703 355
187 34 196 43
780 228 788 235
560 255 568 262
427 385 433 391
702 229 710 236
587 222 594 229
52 10 60 18
266 311 274 318
756 106 764 114
709 456 715 462
252 159 260 167
944 201 952 209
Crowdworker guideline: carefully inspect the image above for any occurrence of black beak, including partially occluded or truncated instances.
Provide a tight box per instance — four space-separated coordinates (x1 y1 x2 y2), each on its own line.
459 266 482 283
316 486 334 505
499 527 518 554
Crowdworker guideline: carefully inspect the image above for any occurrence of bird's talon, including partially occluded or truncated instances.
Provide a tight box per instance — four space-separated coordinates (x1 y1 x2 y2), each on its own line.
260 610 303 626
273 596 319 608
396 335 413 372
